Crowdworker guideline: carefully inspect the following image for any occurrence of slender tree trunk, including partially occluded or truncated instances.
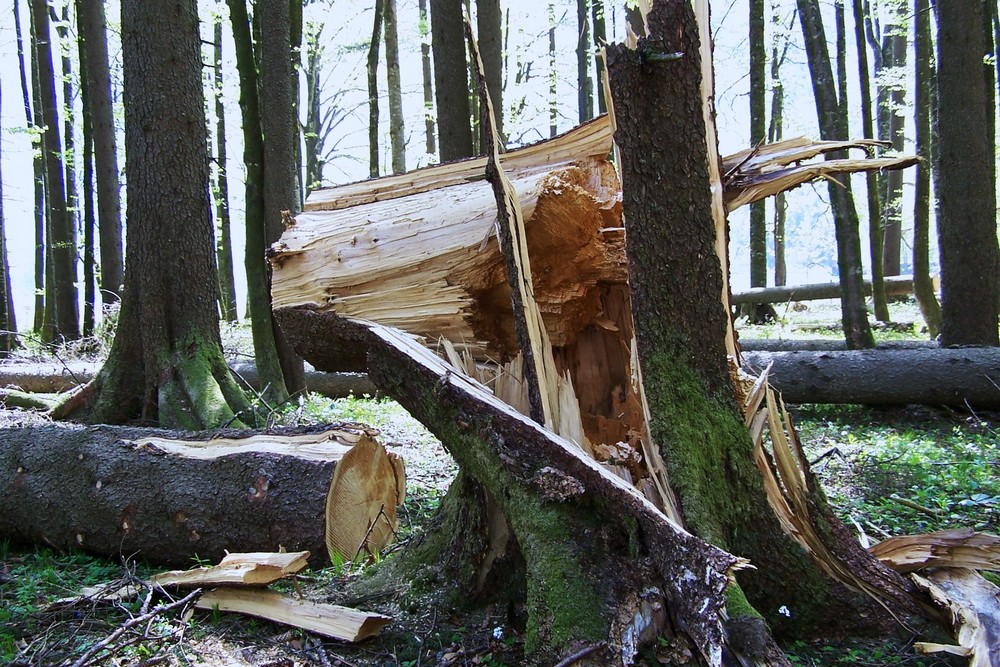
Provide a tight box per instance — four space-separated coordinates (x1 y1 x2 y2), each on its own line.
796 0 876 349
748 0 768 311
303 24 324 191
15 0 44 334
983 0 997 240
30 0 78 341
77 0 124 307
548 2 557 138
912 0 940 338
592 0 607 114
0 80 16 356
576 0 593 123
290 0 304 209
431 0 474 160
936 2 999 345
79 46 96 337
880 1 907 279
213 19 238 324
419 0 436 155
82 0 252 429
56 5 79 328
852 0 889 321
466 0 480 155
477 0 503 146
367 0 384 176
769 5 793 287
384 0 406 173
228 0 291 402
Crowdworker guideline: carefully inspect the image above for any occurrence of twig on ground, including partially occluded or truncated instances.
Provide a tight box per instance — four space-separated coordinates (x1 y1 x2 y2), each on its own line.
553 642 606 667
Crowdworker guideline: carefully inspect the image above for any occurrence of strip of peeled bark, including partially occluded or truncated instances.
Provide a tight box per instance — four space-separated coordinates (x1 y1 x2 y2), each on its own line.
274 307 739 665
0 425 379 566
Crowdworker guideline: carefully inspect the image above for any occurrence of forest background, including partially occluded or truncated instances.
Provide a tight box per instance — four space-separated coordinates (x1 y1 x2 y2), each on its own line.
1 0 993 329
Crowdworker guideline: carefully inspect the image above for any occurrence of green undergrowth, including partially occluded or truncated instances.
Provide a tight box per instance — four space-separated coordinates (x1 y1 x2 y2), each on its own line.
792 404 1000 536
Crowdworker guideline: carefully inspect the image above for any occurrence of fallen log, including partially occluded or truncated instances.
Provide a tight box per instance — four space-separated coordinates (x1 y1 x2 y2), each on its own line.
0 361 375 398
741 348 1000 408
732 274 937 306
739 339 938 352
0 425 402 566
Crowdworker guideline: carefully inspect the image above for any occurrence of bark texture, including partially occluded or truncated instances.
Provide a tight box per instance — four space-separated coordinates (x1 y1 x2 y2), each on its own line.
431 0 474 160
213 19 239 323
367 0 384 177
796 0 875 349
81 0 251 429
77 0 123 305
384 0 406 173
743 348 1000 408
936 1 1000 346
0 81 14 356
0 425 339 566
477 0 503 146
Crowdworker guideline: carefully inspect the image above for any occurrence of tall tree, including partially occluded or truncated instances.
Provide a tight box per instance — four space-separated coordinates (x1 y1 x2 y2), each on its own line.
591 0 607 114
290 0 304 208
367 0 384 177
853 0 889 321
796 0 876 349
747 0 769 321
30 0 78 341
14 0 45 333
259 0 306 394
879 0 908 278
477 0 503 145
78 0 252 428
419 0 437 154
55 5 79 325
384 0 406 173
912 0 940 337
79 35 97 336
548 1 557 138
936 1 999 345
0 80 16 356
213 18 238 323
227 0 300 402
303 21 325 190
77 0 124 308
576 0 593 122
431 0 474 159
769 6 794 287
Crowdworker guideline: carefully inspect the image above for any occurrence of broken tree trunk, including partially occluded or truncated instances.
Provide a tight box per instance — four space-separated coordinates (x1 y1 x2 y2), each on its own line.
742 348 1000 408
0 361 374 398
732 274 936 306
0 424 402 566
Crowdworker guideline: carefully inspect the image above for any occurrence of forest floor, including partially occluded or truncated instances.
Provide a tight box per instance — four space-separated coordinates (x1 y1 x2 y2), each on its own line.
0 298 995 666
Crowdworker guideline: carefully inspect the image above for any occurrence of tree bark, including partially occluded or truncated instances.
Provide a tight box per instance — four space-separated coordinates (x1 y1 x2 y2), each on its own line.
879 1 907 279
607 0 908 643
749 0 767 294
476 0 503 146
419 0 437 155
548 3 557 138
259 0 307 397
80 50 97 338
592 0 607 114
56 4 79 332
0 80 14 357
576 0 593 123
367 0 384 177
742 348 1000 408
228 0 293 403
936 2 1000 346
852 0 889 321
29 0 78 342
912 0 941 338
0 425 360 567
796 0 875 349
213 19 239 324
384 0 406 173
430 0 474 160
77 0 124 307
769 5 792 287
75 0 252 429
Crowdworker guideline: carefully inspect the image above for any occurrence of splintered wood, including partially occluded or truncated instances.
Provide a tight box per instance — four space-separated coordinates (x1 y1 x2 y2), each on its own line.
151 551 310 588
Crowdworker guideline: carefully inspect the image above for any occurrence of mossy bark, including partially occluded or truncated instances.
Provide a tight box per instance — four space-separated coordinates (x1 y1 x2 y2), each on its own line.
606 0 894 641
67 0 251 429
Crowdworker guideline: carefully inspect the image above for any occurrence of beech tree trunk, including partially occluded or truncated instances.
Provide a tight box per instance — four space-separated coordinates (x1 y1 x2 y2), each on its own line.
879 1 908 279
796 0 875 349
0 425 343 566
419 0 437 155
213 19 239 324
76 0 252 429
384 0 406 173
29 0 78 342
77 0 124 306
367 0 384 177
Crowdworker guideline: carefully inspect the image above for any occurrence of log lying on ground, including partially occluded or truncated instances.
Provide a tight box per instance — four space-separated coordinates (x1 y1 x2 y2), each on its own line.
741 348 1000 408
732 274 936 305
0 425 402 566
740 339 939 352
0 361 375 398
